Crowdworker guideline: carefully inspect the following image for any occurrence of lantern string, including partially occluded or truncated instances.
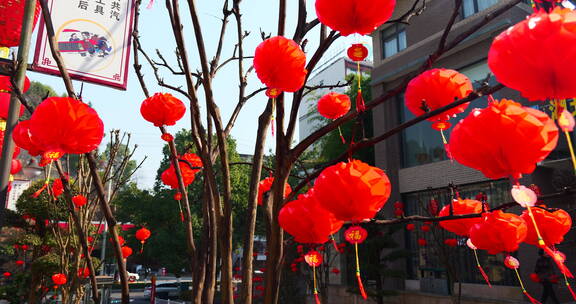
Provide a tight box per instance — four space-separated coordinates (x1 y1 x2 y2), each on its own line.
32 163 53 198
338 126 346 144
313 265 321 304
514 268 542 304
355 62 366 113
330 235 339 252
271 97 276 136
177 198 184 222
354 243 367 299
473 249 492 287
563 130 576 173
140 241 144 254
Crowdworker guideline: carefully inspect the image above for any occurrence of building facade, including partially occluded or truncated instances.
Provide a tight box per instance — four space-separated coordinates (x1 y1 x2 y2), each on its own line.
370 0 576 303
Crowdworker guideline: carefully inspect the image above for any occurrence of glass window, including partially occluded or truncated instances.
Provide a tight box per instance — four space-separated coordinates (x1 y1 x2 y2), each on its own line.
403 180 517 287
462 0 498 18
381 25 407 58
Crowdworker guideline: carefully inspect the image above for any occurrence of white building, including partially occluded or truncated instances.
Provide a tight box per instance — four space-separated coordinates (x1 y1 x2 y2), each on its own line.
298 54 373 143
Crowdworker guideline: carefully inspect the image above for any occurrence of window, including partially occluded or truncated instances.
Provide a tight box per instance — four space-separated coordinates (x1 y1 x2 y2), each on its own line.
462 0 498 18
381 25 406 58
403 180 517 287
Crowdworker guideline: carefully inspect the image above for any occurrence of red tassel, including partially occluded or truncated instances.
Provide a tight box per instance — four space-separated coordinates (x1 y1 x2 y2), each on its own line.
543 246 573 278
356 273 367 300
477 265 492 287
314 293 321 304
523 290 542 304
356 90 365 112
331 238 339 252
567 282 576 301
271 118 275 136
32 184 48 198
180 212 185 222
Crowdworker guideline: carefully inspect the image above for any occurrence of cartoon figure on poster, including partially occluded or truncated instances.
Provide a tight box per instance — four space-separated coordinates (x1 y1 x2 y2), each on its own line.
59 29 112 58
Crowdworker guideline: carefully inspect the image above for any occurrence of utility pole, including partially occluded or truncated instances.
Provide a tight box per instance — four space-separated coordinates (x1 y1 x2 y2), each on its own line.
0 0 39 227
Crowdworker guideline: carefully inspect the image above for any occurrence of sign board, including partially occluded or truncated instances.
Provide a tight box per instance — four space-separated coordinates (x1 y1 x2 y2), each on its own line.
33 0 135 90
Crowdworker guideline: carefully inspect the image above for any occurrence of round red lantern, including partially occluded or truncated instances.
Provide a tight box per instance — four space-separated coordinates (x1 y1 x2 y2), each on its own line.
72 195 87 208
77 267 90 279
253 36 307 93
51 178 63 197
0 75 30 93
421 225 430 232
417 238 427 246
136 227 151 243
521 206 571 246
15 260 24 266
347 44 369 62
10 159 21 175
469 210 527 254
111 235 126 246
28 97 104 155
304 250 323 267
161 153 203 189
51 273 67 286
121 246 133 258
406 223 415 231
405 69 473 127
12 120 40 156
314 159 391 221
0 0 42 47
488 8 576 101
315 0 396 36
449 99 558 180
278 191 343 244
257 177 292 206
3 272 10 277
504 255 520 270
317 92 351 120
0 93 24 120
444 238 458 247
438 199 484 236
140 93 186 127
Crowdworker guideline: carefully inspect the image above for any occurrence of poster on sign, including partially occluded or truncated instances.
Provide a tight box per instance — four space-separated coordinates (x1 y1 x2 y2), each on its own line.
33 0 135 90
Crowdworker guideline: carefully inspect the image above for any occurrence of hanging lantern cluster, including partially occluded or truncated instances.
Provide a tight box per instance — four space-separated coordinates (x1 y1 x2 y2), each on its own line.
304 250 323 304
135 227 151 253
161 153 203 221
278 159 391 300
0 0 42 47
140 92 186 141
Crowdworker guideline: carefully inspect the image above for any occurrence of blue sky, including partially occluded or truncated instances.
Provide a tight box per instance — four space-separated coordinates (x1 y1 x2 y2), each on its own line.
26 1 371 188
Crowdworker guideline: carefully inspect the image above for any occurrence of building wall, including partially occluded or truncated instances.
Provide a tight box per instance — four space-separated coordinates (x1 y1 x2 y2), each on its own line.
370 0 576 302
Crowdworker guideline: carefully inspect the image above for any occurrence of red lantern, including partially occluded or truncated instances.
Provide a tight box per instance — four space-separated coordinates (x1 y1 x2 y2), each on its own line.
405 69 473 128
406 223 415 231
136 227 151 243
253 36 307 93
51 179 63 197
417 238 427 246
12 120 40 156
317 92 351 120
51 273 67 286
504 255 520 270
304 250 323 267
331 268 340 274
314 160 391 221
3 272 10 277
469 210 527 254
161 153 203 189
121 246 133 258
28 97 104 155
315 0 396 36
344 226 368 244
10 159 21 175
421 225 430 232
0 93 24 120
444 238 458 247
0 75 30 93
110 235 126 246
257 177 292 206
77 267 90 279
521 206 571 246
438 199 484 236
530 273 541 283
449 99 558 180
0 130 20 159
278 191 343 244
488 8 576 101
0 0 41 47
72 195 88 208
140 93 186 127
347 44 369 62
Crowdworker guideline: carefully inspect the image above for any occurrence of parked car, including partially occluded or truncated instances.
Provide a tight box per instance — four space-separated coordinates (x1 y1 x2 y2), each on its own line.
143 282 180 299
